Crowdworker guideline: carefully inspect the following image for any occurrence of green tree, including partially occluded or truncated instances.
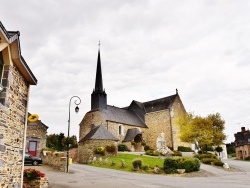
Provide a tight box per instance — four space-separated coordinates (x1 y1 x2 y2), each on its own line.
176 112 226 152
46 133 78 151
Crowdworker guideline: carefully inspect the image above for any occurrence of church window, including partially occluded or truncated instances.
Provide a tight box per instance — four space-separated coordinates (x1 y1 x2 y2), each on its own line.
118 125 124 136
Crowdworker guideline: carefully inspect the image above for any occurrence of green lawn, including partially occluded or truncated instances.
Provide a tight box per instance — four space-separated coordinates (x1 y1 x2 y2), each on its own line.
88 153 164 173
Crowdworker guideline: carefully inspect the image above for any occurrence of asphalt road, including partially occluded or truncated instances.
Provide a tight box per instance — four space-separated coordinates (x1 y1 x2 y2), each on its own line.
33 158 250 188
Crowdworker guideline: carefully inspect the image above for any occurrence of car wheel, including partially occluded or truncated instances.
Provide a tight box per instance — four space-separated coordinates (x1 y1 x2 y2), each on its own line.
33 161 38 166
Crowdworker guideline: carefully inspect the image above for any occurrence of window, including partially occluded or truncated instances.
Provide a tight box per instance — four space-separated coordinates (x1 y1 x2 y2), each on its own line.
118 125 124 136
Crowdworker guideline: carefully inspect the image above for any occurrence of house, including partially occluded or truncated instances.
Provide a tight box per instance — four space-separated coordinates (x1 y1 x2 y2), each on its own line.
26 113 48 157
0 21 37 187
234 127 250 159
78 48 188 163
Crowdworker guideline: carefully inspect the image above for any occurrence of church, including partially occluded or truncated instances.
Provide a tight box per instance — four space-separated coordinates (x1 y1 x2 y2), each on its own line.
78 48 188 163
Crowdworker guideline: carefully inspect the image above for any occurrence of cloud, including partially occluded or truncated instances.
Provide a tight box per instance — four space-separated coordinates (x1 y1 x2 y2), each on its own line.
1 0 250 142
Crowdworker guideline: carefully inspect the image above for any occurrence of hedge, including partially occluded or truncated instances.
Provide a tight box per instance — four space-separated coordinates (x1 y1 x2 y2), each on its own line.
177 146 193 152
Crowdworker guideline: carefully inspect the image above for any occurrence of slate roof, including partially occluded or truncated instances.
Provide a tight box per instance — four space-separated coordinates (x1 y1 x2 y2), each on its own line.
122 128 142 142
79 125 119 143
100 105 147 128
143 94 177 113
90 94 179 128
235 128 250 146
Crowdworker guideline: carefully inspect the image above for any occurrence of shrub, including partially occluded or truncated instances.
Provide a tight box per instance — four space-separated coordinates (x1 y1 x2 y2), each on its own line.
213 160 224 166
176 157 200 172
177 146 193 152
164 157 178 174
95 146 105 155
245 156 250 161
142 165 149 171
145 150 160 156
144 145 150 151
132 159 142 170
145 149 154 155
105 144 116 153
194 153 217 160
172 150 182 156
215 146 223 153
201 158 217 164
118 144 128 152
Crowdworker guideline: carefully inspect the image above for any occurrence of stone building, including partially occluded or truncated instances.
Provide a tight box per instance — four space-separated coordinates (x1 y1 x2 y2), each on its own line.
234 127 250 159
0 22 37 187
78 48 189 162
26 113 48 157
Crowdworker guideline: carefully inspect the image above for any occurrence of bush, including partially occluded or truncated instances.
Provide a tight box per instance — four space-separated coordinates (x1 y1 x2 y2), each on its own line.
213 160 224 166
194 153 217 160
144 145 150 151
95 146 105 155
132 159 142 170
176 157 200 172
118 144 128 152
145 150 160 156
142 165 149 171
215 146 223 153
172 150 182 156
145 149 154 155
105 144 116 153
245 156 250 161
164 157 178 174
201 158 217 165
178 146 193 152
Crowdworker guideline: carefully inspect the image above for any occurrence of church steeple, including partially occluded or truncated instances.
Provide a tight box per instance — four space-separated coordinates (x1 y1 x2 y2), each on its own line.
91 44 107 110
94 48 104 92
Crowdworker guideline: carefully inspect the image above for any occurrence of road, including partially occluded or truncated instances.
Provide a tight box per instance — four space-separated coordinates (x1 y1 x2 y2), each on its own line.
35 158 250 188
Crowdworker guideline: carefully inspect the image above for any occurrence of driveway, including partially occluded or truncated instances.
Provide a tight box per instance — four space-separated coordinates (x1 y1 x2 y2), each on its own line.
32 159 250 188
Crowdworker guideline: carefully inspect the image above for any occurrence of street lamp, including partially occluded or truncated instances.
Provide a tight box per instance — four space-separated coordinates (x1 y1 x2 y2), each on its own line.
66 96 81 173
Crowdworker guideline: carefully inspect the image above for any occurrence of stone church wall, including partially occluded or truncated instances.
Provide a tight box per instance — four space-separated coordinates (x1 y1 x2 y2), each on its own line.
0 64 29 187
171 95 190 150
78 139 116 164
144 109 172 150
79 111 106 140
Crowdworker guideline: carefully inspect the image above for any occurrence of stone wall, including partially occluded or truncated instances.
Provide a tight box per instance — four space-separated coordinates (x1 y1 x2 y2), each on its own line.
0 64 29 187
41 152 66 171
144 109 172 149
79 111 105 140
78 140 117 164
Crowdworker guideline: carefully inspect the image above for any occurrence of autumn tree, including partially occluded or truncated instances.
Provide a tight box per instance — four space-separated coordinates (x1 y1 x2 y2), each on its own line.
176 112 226 152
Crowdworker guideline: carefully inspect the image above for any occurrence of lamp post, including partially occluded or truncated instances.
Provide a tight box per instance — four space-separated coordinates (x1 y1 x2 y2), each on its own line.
66 96 81 173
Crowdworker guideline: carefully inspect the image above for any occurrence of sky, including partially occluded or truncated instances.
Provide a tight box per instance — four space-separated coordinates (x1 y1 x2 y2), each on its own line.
1 0 250 143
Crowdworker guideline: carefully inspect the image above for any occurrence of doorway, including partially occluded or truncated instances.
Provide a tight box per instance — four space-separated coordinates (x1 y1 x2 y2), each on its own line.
28 141 37 156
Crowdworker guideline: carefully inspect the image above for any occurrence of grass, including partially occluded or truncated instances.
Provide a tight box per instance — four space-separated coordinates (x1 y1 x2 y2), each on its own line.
88 153 164 173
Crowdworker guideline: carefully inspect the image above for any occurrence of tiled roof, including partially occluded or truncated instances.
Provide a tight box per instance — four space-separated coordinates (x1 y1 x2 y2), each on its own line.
79 125 119 142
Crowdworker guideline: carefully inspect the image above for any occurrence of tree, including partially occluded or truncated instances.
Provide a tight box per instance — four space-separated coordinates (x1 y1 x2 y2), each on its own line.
176 112 226 152
46 133 78 151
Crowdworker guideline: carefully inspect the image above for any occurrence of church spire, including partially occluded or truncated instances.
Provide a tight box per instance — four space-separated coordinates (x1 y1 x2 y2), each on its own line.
94 46 104 92
91 42 107 110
